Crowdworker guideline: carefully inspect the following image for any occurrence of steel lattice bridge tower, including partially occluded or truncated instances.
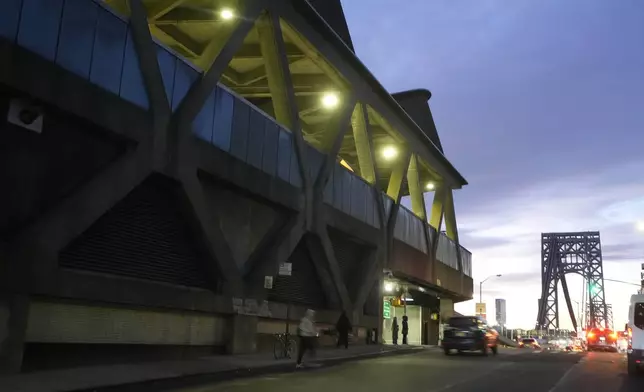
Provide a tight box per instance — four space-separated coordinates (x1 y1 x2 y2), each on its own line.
536 232 609 332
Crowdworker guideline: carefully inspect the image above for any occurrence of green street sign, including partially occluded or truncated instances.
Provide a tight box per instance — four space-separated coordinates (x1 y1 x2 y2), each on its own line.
383 300 391 319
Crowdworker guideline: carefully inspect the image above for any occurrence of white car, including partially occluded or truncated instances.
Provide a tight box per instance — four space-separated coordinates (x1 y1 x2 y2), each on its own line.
627 294 644 375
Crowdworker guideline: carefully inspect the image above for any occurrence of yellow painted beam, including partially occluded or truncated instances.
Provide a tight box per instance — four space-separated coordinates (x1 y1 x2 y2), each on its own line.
351 103 377 184
407 154 426 220
386 148 411 201
148 0 190 20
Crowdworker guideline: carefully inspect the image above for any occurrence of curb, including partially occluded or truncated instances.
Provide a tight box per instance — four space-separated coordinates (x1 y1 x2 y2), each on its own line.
69 347 425 392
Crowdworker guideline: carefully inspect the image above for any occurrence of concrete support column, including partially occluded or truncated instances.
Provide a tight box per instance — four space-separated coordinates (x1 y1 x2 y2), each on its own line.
406 154 425 220
429 185 446 258
351 103 377 184
128 0 172 173
0 294 29 374
385 148 410 200
442 189 464 291
257 12 313 230
227 314 258 355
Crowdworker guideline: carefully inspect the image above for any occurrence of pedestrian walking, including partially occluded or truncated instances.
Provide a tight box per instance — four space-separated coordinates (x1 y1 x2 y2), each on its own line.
296 309 317 368
336 310 352 349
402 315 409 345
392 317 399 345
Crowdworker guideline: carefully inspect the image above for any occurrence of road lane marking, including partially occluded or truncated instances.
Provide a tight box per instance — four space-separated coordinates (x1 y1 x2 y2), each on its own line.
426 362 514 392
546 353 588 392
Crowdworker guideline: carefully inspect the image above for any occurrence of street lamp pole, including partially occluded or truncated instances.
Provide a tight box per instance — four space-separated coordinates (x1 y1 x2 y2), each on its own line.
479 274 502 304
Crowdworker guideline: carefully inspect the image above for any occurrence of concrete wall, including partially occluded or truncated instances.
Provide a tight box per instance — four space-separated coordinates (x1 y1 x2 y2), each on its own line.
25 301 228 346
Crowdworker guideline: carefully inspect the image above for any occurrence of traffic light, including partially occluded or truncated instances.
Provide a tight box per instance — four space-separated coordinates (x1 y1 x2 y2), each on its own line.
590 283 600 294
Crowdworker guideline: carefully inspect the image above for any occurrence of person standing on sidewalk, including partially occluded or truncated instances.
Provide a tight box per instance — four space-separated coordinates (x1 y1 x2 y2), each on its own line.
335 310 352 349
392 317 399 345
296 309 317 368
402 315 409 345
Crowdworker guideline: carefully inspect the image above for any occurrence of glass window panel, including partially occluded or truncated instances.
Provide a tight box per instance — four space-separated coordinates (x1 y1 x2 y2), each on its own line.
193 90 216 143
342 171 352 214
90 10 127 95
323 166 333 205
332 164 343 210
364 186 373 226
56 0 98 79
17 0 64 61
230 98 250 161
156 45 176 103
262 121 279 176
120 27 149 108
171 60 198 111
288 140 301 187
307 145 323 183
212 87 233 151
351 177 366 222
246 109 265 169
1 0 24 42
394 211 404 241
276 129 292 182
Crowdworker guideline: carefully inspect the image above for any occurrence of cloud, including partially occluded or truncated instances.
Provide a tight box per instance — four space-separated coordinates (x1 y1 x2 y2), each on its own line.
343 0 644 328
454 160 644 327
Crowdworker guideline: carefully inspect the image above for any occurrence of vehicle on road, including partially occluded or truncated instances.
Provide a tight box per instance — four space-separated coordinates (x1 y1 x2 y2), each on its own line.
442 316 499 356
627 293 644 375
518 338 541 350
586 327 618 352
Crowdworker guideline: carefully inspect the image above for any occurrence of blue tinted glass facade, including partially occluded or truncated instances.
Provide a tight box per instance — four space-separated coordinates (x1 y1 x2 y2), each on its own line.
230 99 250 161
261 122 279 177
17 0 64 61
5 0 393 206
171 60 198 111
56 0 98 79
276 130 292 182
193 90 216 143
120 28 149 108
246 110 266 169
157 47 177 105
90 10 126 95
8 0 151 110
0 0 24 41
212 88 234 151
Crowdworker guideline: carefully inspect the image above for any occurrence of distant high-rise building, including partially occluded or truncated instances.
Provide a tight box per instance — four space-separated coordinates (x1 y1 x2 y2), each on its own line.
495 298 507 326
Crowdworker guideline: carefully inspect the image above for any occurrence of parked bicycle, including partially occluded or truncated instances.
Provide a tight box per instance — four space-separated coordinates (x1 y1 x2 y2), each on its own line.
273 332 297 360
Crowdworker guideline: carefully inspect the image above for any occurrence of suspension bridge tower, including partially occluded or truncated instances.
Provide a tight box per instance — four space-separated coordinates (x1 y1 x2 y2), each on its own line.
536 231 609 332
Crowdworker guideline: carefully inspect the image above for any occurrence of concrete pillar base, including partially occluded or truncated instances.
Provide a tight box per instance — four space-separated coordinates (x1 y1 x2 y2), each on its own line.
0 294 29 374
227 314 258 355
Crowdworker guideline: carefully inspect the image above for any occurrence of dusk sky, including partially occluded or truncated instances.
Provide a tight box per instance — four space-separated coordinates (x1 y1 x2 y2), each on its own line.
342 0 644 329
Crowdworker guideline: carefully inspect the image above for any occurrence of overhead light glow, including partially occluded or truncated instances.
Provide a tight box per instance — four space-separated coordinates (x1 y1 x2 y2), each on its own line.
384 282 394 292
425 182 435 191
220 8 235 20
321 92 340 109
382 146 398 160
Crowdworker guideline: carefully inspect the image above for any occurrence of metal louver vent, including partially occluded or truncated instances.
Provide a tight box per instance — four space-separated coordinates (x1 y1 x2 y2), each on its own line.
327 228 366 287
268 236 327 308
59 174 215 289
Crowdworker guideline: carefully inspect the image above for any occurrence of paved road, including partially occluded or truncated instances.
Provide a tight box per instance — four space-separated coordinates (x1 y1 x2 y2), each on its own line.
170 348 644 392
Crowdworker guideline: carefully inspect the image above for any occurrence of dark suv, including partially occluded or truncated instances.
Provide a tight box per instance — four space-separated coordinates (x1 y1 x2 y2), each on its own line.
442 316 499 356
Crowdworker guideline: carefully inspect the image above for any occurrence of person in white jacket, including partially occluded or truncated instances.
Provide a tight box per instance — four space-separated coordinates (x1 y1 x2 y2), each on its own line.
296 309 318 368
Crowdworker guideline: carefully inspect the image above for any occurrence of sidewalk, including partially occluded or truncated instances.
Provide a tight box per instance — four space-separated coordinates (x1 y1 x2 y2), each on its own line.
0 344 427 392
